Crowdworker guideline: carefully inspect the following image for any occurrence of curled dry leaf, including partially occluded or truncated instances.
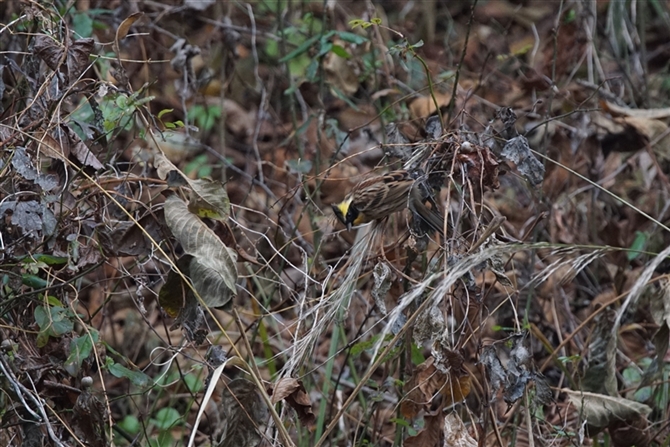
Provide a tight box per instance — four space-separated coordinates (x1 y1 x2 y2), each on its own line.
115 12 143 43
34 35 95 85
323 39 359 95
163 195 238 307
456 143 500 189
409 92 451 119
62 125 104 170
73 384 108 447
271 378 315 426
564 389 652 429
401 356 471 419
500 135 545 186
444 412 477 447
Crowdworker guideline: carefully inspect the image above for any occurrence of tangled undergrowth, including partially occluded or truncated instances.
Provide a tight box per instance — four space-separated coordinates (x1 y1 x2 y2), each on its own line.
1 1 670 446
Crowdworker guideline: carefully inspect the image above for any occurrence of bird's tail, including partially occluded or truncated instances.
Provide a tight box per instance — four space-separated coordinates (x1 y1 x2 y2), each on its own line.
410 196 446 237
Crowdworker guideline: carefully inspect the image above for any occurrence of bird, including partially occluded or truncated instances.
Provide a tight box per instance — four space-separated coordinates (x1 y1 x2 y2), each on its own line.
331 170 445 235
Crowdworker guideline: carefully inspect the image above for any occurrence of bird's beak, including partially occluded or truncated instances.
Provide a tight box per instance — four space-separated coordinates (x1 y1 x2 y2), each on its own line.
346 223 352 231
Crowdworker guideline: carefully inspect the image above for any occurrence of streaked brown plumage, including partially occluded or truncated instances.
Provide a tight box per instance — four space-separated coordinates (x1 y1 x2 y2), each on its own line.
332 170 444 235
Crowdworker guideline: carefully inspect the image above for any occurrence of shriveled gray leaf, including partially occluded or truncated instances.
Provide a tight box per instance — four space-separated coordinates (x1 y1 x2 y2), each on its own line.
164 195 237 307
63 125 104 169
12 147 59 191
583 309 617 395
564 389 651 428
371 261 392 315
641 279 670 388
34 35 94 84
188 178 231 221
0 200 51 236
480 346 506 402
501 136 545 186
424 115 443 140
184 0 216 11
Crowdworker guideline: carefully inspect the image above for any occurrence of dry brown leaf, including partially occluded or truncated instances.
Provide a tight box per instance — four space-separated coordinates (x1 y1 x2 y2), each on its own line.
323 39 359 95
116 12 143 43
401 356 471 419
34 131 67 161
270 378 314 426
616 116 670 161
603 100 670 120
34 35 94 84
409 93 451 119
62 125 104 169
444 412 477 447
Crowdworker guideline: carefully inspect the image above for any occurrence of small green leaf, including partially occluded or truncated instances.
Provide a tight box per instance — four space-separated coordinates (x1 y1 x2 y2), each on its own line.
22 274 47 289
151 408 181 430
157 108 173 119
410 39 424 49
24 254 68 266
286 159 313 174
183 373 203 393
336 31 367 45
278 34 321 63
46 295 63 307
64 331 98 377
306 59 319 81
330 44 351 58
108 362 151 388
34 305 74 346
316 41 333 58
411 343 425 366
73 12 93 38
628 231 647 261
118 415 141 435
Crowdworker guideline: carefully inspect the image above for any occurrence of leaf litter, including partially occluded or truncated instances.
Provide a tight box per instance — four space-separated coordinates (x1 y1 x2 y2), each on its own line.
1 1 669 446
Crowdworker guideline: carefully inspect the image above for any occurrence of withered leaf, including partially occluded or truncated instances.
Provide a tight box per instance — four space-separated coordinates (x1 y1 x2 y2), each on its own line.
34 35 94 85
271 378 315 426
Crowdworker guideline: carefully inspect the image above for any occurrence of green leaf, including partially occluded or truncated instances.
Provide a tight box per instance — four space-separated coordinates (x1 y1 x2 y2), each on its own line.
108 362 151 388
64 331 98 377
151 408 181 430
73 12 93 38
628 231 647 261
330 44 351 58
336 31 367 45
410 39 424 49
118 415 141 435
278 34 321 63
184 373 204 393
34 305 74 346
22 274 47 289
23 254 68 266
286 159 312 174
411 343 425 366
305 59 319 81
316 40 333 58
157 108 173 119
